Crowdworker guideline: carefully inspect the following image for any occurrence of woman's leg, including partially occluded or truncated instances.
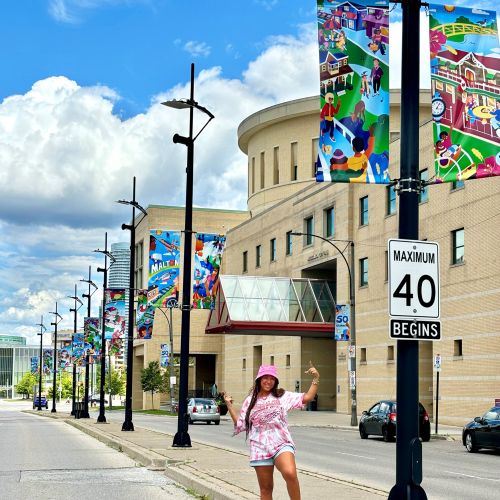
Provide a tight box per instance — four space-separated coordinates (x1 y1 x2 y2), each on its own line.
254 465 274 500
274 452 301 500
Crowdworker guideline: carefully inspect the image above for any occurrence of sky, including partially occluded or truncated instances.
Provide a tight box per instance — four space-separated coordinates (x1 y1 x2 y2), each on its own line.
0 0 498 345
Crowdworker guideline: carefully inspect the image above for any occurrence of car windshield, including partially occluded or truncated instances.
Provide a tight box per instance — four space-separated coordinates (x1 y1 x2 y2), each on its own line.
483 408 500 420
193 399 215 406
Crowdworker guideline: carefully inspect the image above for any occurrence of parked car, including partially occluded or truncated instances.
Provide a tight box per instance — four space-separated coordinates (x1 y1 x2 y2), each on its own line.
187 398 220 425
89 394 108 405
33 395 48 409
462 406 500 453
359 400 431 442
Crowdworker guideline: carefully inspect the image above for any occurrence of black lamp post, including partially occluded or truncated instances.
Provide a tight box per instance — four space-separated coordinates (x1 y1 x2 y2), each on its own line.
94 232 116 423
49 303 63 413
291 232 357 426
36 316 47 411
162 62 214 447
117 176 147 432
80 267 98 419
68 286 83 416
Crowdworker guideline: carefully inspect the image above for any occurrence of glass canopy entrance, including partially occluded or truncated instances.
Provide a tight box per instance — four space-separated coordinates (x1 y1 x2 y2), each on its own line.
206 275 336 338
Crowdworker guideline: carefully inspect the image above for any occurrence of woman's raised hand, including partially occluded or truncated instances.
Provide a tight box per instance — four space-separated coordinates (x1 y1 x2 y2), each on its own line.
305 360 320 378
222 392 233 406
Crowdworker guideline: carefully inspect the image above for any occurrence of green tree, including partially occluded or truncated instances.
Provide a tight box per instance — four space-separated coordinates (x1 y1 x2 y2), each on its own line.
105 369 126 408
47 371 73 399
140 361 166 408
15 372 37 398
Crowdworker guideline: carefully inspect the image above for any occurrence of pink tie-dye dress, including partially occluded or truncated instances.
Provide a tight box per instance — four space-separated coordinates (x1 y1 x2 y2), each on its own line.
233 391 305 461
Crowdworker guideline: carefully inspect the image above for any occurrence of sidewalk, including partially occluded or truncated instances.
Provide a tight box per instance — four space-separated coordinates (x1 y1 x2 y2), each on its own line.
29 409 462 500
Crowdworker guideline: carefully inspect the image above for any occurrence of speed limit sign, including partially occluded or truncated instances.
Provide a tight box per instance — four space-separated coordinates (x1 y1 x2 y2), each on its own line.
388 239 440 319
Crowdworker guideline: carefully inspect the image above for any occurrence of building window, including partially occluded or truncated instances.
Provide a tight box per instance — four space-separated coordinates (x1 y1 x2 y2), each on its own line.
360 196 368 226
270 355 274 365
273 146 279 185
304 216 314 245
452 228 464 264
387 345 394 361
243 251 248 273
134 240 143 289
270 238 277 262
242 358 246 370
256 245 262 268
360 258 368 287
451 179 465 190
291 141 298 181
390 131 400 142
386 185 396 215
286 354 291 367
251 157 255 194
324 206 335 238
385 250 388 282
454 339 463 357
360 348 367 363
286 231 293 256
419 169 429 203
312 138 319 177
260 151 265 189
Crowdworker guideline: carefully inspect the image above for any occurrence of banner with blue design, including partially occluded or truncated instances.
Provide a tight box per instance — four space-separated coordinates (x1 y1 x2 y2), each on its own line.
104 288 126 356
160 343 170 368
137 290 155 339
316 0 390 184
31 356 39 374
84 317 101 359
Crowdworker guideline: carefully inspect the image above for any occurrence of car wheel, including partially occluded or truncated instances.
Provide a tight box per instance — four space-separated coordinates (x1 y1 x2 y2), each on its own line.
382 426 394 442
215 420 220 425
206 421 211 424
359 424 368 439
189 418 193 425
464 432 477 453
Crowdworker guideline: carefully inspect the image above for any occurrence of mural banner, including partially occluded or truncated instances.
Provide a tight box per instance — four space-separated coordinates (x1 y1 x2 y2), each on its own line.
428 4 500 183
137 290 155 339
104 288 126 356
59 341 72 369
148 230 181 308
84 317 101 359
192 233 226 310
42 348 53 376
31 356 39 374
160 343 170 368
335 304 351 340
316 0 390 184
72 332 85 366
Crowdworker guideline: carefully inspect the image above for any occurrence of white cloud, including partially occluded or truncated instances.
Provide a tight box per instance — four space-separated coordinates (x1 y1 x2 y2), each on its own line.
183 41 212 58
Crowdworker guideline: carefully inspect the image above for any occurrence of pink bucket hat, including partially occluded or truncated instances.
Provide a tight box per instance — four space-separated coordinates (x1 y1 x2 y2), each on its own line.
256 365 279 383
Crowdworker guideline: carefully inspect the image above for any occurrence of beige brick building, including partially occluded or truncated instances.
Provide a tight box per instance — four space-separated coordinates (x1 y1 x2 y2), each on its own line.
132 92 500 425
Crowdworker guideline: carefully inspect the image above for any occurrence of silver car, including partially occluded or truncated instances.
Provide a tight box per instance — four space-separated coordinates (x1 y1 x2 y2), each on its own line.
187 398 220 425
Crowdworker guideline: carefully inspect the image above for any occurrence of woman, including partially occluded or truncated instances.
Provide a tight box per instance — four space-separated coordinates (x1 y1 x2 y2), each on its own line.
224 363 320 500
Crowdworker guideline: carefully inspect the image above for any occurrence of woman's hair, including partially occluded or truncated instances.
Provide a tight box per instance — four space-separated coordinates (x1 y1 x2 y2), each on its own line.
244 377 284 439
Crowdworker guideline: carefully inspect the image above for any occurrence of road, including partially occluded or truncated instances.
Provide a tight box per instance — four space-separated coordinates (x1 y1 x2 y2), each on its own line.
100 409 500 500
0 401 197 500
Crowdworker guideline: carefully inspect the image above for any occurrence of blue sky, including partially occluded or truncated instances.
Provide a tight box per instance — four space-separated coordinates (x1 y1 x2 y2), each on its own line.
0 0 498 344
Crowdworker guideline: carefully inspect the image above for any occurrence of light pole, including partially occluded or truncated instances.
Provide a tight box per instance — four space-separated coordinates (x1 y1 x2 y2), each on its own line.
117 176 148 432
49 303 63 413
80 267 98 419
36 316 47 411
94 232 116 423
68 286 83 416
291 232 357 426
162 62 214 447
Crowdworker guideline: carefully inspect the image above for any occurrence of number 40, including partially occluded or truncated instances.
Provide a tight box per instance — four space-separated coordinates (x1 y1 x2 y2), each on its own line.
393 274 436 307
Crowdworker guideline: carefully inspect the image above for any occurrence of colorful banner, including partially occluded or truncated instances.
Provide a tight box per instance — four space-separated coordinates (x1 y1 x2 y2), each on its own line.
72 332 85 366
335 304 351 341
137 290 155 339
104 288 126 356
31 356 39 374
192 233 226 310
160 343 170 368
42 348 53 375
58 341 72 369
84 317 101 358
148 230 181 308
316 0 390 184
429 4 500 183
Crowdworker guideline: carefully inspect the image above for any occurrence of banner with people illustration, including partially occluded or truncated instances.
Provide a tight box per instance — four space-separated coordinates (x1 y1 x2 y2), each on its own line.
58 341 72 369
192 233 226 310
72 332 85 366
428 4 500 183
148 230 181 308
42 348 53 376
31 356 39 374
84 317 101 359
137 290 155 339
316 0 390 184
104 288 126 356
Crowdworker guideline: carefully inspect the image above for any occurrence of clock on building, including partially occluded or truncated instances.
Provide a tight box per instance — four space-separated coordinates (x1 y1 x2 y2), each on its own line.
432 92 446 121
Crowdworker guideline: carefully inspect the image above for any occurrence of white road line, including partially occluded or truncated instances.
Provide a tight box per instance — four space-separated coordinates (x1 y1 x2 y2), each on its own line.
335 451 376 460
445 471 500 483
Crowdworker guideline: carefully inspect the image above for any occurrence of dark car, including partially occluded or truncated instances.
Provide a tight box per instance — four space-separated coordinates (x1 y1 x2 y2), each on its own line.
359 400 431 442
89 394 108 405
33 395 48 409
462 406 500 453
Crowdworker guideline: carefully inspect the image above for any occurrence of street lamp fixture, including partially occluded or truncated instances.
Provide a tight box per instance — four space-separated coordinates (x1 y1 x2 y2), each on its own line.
68 288 83 415
291 232 358 427
162 63 214 448
49 304 63 413
36 316 47 411
117 176 147 432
